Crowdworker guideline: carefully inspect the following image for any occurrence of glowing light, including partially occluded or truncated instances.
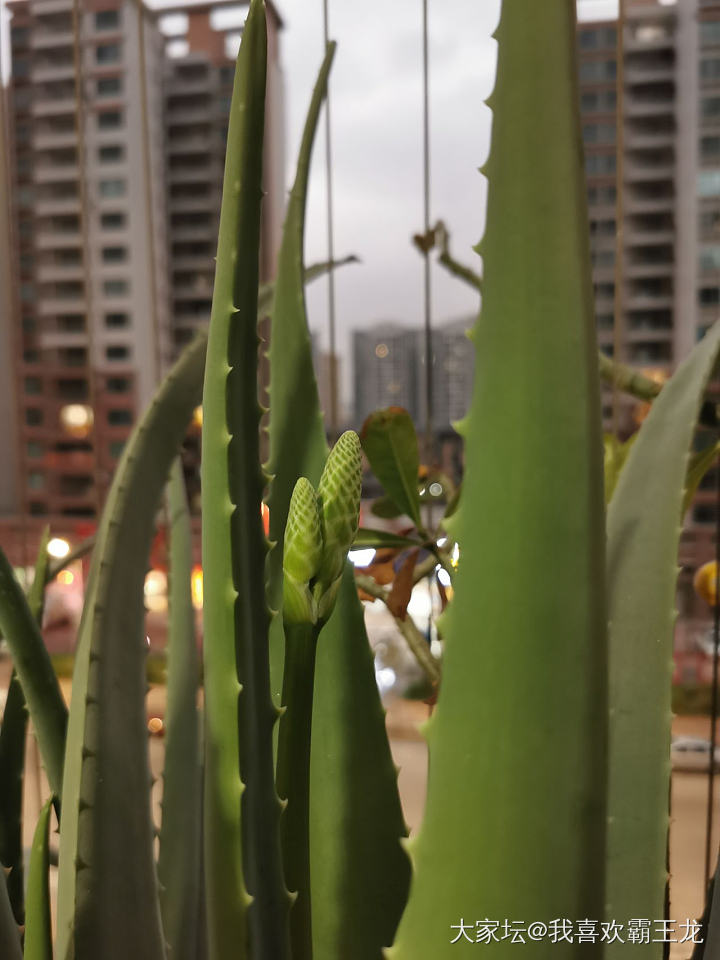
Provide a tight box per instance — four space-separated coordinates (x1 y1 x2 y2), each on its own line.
59 404 93 438
192 405 203 428
375 666 396 694
436 566 452 588
437 537 448 547
348 548 376 567
375 343 389 359
451 543 460 568
144 570 167 613
429 482 443 497
57 570 74 586
148 717 164 735
191 566 203 610
47 537 70 559
261 502 270 536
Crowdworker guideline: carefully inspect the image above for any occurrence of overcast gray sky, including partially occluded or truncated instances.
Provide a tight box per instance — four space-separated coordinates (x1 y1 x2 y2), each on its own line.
274 0 620 406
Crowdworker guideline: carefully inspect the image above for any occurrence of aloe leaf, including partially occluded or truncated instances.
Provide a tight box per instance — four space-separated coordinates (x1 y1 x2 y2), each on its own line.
0 545 67 801
264 45 409 958
360 409 422 528
353 529 421 550
605 320 720 943
158 460 202 960
55 332 207 960
683 440 720 517
0 530 50 926
23 799 53 960
0 673 27 926
265 43 337 620
391 3 607 954
0 869 20 960
201 3 290 956
310 568 410 958
604 433 636 504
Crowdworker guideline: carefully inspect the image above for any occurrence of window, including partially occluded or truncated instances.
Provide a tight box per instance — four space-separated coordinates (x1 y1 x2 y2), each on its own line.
98 110 123 130
11 27 29 48
699 286 720 306
28 472 44 491
24 377 41 395
58 314 85 332
103 279 128 297
26 442 43 458
98 145 124 164
700 244 720 272
96 76 122 97
20 283 34 303
590 219 616 237
25 408 43 426
698 170 720 197
106 345 130 361
594 282 615 300
585 153 616 175
95 42 120 64
105 311 129 327
702 97 720 119
700 209 720 236
108 409 132 426
13 58 30 79
95 9 120 30
101 212 125 231
99 178 125 198
587 184 617 206
591 249 615 268
29 502 47 516
109 440 125 459
579 59 616 83
701 22 720 48
102 246 127 264
701 136 720 161
580 90 617 114
596 314 614 330
701 57 720 81
60 347 87 367
107 377 130 393
583 123 615 144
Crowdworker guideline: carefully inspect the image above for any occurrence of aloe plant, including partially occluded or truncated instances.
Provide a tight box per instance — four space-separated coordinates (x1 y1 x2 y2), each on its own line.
3 2 720 958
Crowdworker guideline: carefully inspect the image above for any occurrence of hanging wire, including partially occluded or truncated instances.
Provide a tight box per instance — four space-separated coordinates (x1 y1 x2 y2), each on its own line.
421 0 433 464
322 0 338 437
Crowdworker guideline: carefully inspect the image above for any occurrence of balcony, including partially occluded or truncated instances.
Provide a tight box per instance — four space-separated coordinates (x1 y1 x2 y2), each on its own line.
36 264 84 283
31 30 74 50
31 96 77 118
36 296 87 316
31 62 75 84
33 164 79 184
35 231 81 250
32 130 77 150
35 196 80 217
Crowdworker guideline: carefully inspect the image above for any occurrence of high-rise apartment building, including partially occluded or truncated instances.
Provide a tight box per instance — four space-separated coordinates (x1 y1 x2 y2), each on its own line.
353 319 474 431
4 0 169 536
578 0 720 629
161 0 284 356
0 0 284 563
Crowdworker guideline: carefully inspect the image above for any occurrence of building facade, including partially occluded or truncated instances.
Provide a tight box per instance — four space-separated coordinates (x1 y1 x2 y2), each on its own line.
0 0 284 563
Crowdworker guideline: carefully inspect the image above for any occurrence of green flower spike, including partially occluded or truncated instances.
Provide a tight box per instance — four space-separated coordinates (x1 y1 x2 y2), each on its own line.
315 430 363 620
283 477 323 625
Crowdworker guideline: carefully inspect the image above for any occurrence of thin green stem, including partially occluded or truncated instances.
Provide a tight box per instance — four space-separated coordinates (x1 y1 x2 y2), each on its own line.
276 621 320 960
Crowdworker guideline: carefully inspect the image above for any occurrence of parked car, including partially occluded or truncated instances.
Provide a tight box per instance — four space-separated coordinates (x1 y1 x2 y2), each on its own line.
671 736 720 772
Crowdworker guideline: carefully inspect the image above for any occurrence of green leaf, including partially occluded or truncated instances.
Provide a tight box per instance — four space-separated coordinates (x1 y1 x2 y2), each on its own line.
158 460 202 960
0 869 20 960
683 439 720 517
265 43 338 656
391 3 607 954
353 529 420 551
604 432 636 504
0 530 49 926
310 567 411 958
605 319 720 946
55 332 207 960
264 44 410 959
369 496 404 520
201 2 290 955
0 544 67 802
360 408 422 528
23 799 53 960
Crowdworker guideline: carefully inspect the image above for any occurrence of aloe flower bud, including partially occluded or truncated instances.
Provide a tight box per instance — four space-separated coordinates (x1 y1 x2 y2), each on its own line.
316 430 363 589
283 477 323 625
